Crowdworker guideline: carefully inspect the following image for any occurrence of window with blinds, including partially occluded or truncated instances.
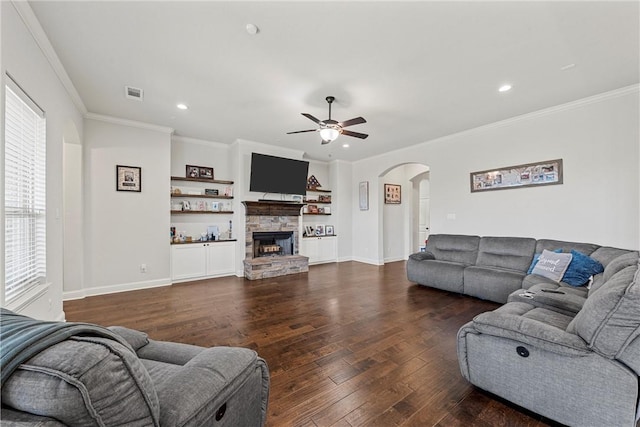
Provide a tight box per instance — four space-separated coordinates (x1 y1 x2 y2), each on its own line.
4 78 47 302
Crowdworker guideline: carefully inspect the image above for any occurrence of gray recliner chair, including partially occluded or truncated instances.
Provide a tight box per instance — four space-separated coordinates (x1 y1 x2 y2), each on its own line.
0 310 270 426
457 255 640 426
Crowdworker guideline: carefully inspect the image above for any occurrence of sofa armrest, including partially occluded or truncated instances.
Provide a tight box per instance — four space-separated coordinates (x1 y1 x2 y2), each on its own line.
153 347 269 426
471 309 590 357
408 251 435 262
507 290 586 315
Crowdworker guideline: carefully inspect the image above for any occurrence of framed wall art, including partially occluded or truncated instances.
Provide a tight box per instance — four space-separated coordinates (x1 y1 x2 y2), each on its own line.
470 159 563 193
384 183 401 204
116 165 141 192
359 181 369 210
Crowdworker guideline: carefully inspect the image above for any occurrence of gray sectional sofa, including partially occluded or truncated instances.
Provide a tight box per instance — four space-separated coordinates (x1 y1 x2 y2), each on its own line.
408 234 640 426
0 309 270 426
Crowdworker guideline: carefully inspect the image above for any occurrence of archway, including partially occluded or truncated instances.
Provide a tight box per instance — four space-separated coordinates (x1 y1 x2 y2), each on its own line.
378 163 429 263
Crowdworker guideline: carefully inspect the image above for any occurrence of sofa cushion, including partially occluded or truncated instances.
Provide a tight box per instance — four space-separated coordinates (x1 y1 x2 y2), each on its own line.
531 250 573 283
590 251 640 296
408 259 466 294
568 260 640 358
562 250 604 286
535 239 599 257
1 336 160 426
464 266 526 303
475 236 536 272
423 234 480 265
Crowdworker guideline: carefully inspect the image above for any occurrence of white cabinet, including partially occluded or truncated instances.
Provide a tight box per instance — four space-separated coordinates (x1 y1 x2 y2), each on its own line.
171 241 236 282
300 236 337 265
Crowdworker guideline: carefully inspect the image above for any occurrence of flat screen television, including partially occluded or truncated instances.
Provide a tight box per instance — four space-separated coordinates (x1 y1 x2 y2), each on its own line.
249 153 309 195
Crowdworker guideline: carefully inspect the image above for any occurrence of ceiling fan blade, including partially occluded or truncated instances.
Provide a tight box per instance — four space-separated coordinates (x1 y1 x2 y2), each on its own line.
341 129 369 139
340 117 366 128
286 129 317 134
301 113 322 125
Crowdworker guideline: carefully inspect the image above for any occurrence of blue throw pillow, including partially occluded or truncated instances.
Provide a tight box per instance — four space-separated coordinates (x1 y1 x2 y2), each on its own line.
527 249 562 274
562 250 604 286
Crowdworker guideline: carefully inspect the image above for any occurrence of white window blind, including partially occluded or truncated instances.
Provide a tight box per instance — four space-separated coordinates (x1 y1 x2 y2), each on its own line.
4 78 46 302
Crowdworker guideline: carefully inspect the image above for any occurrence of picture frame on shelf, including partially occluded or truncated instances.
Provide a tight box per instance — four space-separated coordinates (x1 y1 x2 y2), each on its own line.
304 225 315 237
116 165 141 192
199 167 214 179
182 200 191 211
325 225 334 236
186 165 200 178
315 224 325 236
384 183 401 204
323 206 331 214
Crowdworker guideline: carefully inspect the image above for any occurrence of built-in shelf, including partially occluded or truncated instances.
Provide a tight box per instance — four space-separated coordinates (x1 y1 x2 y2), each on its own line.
171 194 233 199
306 187 331 193
171 210 234 214
303 201 331 204
171 239 237 245
304 213 331 216
171 176 234 185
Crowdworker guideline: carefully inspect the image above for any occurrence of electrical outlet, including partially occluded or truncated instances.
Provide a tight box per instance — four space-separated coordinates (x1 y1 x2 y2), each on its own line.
140 264 147 273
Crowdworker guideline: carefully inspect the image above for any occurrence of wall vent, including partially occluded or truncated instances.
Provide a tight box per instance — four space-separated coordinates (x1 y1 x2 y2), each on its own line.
125 86 143 101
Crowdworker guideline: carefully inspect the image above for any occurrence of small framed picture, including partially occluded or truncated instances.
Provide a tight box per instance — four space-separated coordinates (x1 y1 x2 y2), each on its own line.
315 224 325 236
304 225 315 237
325 225 334 235
186 165 200 178
116 165 141 192
384 183 401 204
199 167 214 179
182 200 191 211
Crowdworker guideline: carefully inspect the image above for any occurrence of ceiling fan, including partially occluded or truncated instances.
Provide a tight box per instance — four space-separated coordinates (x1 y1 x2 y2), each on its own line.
287 96 368 145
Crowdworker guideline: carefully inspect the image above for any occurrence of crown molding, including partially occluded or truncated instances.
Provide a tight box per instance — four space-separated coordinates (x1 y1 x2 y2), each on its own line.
172 135 228 149
11 1 88 115
357 84 640 165
85 112 174 134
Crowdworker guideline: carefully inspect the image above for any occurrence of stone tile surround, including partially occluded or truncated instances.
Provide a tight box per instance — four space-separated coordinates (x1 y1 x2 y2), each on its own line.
242 202 309 280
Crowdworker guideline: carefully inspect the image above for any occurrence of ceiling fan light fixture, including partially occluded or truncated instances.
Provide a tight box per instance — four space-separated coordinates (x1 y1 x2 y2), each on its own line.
319 127 340 142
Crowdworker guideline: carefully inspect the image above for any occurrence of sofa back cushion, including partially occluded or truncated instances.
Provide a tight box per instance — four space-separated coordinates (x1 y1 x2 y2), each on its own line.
1 336 160 426
568 258 640 358
589 248 639 293
535 239 599 256
424 234 480 265
475 236 536 272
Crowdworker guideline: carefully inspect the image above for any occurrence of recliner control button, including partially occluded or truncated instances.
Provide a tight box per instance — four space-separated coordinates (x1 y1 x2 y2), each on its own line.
516 346 529 357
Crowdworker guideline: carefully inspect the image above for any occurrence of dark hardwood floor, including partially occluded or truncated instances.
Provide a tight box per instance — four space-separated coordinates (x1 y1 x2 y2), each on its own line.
64 261 556 426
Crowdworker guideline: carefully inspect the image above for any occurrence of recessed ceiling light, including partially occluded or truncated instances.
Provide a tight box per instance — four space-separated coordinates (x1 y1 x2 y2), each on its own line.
342 143 350 148
246 24 259 35
176 103 188 110
498 84 512 93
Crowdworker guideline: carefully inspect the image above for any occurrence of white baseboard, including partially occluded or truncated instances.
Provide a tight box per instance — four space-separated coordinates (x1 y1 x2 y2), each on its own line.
351 256 384 266
383 256 405 263
63 277 171 301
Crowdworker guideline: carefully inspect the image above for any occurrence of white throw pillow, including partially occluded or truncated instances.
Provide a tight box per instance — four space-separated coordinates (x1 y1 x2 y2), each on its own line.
531 249 573 282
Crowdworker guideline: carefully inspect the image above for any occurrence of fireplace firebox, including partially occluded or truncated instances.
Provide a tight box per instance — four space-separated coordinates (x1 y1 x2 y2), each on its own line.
253 231 294 258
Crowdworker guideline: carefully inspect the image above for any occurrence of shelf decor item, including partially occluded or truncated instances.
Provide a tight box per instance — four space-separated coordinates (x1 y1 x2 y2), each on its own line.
307 175 322 190
470 159 563 193
186 165 214 180
384 183 401 204
116 165 141 192
315 224 325 236
326 225 334 235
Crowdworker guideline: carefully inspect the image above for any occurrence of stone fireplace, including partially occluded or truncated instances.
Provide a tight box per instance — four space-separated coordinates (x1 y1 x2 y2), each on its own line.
243 201 309 280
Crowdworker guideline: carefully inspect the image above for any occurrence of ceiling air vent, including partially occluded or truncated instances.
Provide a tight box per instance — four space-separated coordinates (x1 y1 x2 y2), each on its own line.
125 86 143 101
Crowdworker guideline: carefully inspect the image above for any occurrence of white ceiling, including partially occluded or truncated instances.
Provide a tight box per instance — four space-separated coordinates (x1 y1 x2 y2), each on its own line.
29 1 639 162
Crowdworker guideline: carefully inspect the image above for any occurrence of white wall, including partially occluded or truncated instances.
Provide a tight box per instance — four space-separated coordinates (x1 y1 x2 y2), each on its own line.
1 2 84 320
353 87 640 265
82 116 172 296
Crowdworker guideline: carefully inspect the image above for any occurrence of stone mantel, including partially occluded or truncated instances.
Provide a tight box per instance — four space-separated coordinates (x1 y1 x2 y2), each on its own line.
242 201 304 217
